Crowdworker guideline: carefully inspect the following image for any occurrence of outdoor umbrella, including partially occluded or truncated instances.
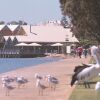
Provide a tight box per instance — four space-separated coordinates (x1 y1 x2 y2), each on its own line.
51 43 63 46
15 43 29 46
28 43 41 53
28 43 41 46
15 43 29 52
51 43 63 53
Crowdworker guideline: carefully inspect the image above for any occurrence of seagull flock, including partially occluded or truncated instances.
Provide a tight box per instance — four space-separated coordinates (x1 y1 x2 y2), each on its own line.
71 45 100 92
35 73 59 95
1 73 59 96
1 75 28 96
2 45 100 96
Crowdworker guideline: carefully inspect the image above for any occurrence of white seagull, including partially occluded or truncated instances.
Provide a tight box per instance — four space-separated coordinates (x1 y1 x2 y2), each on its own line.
36 78 47 96
2 79 15 96
1 76 15 83
34 73 43 80
15 76 28 88
46 75 59 91
71 45 100 88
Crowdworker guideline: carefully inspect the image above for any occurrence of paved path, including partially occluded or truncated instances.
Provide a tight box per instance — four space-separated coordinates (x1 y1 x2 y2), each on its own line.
0 56 91 100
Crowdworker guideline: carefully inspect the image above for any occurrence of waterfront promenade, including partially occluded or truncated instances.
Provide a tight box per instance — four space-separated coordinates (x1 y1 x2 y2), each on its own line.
0 56 90 100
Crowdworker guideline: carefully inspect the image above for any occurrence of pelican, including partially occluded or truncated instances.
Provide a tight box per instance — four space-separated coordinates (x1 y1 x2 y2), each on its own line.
95 82 100 92
95 82 100 99
71 45 100 88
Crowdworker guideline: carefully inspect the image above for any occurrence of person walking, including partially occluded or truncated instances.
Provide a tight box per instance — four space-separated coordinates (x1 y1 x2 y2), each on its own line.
77 46 83 58
83 48 88 58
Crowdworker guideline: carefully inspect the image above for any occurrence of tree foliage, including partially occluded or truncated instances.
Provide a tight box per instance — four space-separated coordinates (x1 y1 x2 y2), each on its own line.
7 20 28 25
7 21 19 25
59 0 100 44
0 21 5 25
18 20 27 25
61 16 69 28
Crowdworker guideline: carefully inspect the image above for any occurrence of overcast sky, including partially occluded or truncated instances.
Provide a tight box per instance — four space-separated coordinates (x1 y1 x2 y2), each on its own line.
0 0 62 24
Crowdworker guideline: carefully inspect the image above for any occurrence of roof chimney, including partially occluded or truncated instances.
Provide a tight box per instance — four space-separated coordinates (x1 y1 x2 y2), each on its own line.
30 25 37 35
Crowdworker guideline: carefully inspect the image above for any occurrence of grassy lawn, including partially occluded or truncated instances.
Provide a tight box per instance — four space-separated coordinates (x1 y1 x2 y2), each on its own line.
69 77 100 100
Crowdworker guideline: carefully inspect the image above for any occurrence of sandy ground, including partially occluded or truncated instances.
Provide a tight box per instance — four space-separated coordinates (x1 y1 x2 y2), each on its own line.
0 56 90 100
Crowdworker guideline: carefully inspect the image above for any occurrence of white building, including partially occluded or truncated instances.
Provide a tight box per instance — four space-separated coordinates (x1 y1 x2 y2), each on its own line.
0 21 79 57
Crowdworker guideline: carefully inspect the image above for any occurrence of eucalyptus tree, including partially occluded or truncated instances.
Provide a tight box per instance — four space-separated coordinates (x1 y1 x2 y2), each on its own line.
59 0 100 44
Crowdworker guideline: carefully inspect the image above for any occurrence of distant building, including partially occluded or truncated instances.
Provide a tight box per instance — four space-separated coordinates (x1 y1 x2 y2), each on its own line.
0 21 79 58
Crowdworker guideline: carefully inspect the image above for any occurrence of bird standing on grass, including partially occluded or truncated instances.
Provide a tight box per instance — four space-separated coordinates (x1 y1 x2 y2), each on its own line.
95 82 100 92
71 45 100 88
95 82 100 100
